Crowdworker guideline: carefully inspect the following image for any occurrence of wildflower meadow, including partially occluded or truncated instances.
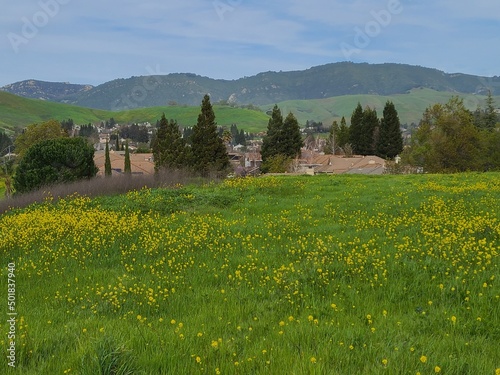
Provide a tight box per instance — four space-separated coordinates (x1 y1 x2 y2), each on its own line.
0 173 499 374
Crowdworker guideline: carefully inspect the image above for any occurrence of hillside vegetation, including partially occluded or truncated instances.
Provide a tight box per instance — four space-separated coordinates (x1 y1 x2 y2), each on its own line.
264 88 499 125
0 173 499 374
4 62 499 110
0 92 269 133
2 89 498 135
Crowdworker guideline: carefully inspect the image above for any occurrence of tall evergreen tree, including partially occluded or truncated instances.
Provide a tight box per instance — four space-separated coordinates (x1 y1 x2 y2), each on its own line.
349 103 364 154
261 105 284 167
483 91 498 130
152 114 189 172
359 107 379 155
337 116 350 151
261 106 303 172
104 141 112 177
377 101 403 159
124 140 131 174
281 112 303 158
190 95 230 176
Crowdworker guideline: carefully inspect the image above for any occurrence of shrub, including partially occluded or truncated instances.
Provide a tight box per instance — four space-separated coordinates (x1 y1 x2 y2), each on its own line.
13 137 98 194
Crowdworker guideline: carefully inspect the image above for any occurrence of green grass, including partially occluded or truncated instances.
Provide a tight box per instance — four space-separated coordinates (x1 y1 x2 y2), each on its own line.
1 173 499 374
4 88 498 135
0 92 269 134
262 88 500 126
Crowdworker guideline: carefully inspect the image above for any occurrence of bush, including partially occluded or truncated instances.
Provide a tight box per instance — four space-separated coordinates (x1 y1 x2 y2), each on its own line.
13 137 98 194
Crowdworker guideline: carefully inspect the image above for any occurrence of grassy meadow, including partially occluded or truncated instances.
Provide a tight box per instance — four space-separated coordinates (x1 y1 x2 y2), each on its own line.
0 92 269 134
263 88 500 126
0 173 499 374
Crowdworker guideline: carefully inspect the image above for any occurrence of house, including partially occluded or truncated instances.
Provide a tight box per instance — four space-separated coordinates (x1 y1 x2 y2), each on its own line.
301 154 386 175
93 151 154 176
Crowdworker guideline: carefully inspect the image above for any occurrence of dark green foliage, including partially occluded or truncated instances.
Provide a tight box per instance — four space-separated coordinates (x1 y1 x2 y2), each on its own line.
482 91 498 130
13 137 98 193
152 114 189 172
124 141 131 174
406 97 482 172
377 101 403 159
190 95 230 176
60 118 74 133
79 124 98 138
105 141 112 177
480 130 500 171
338 116 350 150
349 103 380 155
349 103 364 154
281 112 303 157
360 107 379 155
120 124 149 143
261 105 303 172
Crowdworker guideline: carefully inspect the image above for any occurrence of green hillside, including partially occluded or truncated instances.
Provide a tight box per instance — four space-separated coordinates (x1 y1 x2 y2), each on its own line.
0 92 269 133
263 88 499 125
2 89 498 136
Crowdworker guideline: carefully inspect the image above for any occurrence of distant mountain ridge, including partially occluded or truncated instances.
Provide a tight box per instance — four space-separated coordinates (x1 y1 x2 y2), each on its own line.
0 80 93 102
2 62 499 110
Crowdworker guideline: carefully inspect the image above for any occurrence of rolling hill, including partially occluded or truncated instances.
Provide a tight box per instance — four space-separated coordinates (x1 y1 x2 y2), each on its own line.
0 91 270 134
3 62 500 111
265 88 500 126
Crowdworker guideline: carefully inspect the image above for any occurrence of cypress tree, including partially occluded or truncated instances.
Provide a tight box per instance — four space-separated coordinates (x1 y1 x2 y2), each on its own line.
281 112 303 158
124 140 131 174
349 103 364 154
104 141 112 177
152 114 189 172
360 107 379 155
261 105 284 168
377 101 403 159
338 116 350 151
190 95 230 177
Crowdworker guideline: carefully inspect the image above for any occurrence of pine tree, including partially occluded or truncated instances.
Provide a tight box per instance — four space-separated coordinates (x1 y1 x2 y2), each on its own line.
261 105 284 168
483 91 498 130
124 140 131 174
190 95 230 177
337 116 350 151
377 101 403 159
281 112 303 158
359 107 379 155
261 106 303 172
115 135 120 151
152 114 189 172
104 141 112 177
349 103 364 154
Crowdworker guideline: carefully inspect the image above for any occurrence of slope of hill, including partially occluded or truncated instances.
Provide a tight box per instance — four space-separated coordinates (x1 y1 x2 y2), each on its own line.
3 63 499 111
264 88 500 126
0 92 270 133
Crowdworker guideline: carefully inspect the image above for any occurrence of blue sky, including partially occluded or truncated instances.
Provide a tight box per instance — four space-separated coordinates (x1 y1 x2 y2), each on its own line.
1 0 499 87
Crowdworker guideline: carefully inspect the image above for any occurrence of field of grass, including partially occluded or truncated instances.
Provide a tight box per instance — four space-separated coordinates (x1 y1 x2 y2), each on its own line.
1 173 499 374
0 92 269 134
262 88 500 126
